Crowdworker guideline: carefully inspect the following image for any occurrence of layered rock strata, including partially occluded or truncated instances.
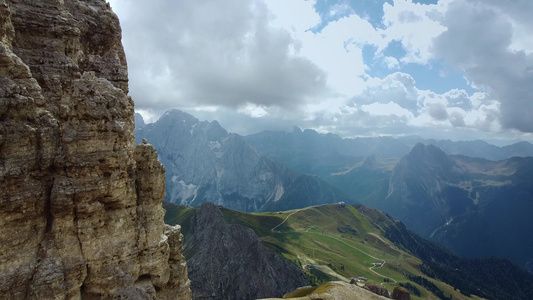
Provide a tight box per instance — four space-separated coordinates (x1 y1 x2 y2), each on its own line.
0 0 190 299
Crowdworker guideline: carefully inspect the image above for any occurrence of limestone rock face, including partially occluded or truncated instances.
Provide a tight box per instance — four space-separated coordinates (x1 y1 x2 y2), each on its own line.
0 0 190 299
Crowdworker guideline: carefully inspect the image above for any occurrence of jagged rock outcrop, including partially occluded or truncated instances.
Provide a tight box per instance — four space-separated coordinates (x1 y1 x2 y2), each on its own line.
0 1 190 299
391 286 410 300
184 202 310 299
135 112 145 130
363 283 390 298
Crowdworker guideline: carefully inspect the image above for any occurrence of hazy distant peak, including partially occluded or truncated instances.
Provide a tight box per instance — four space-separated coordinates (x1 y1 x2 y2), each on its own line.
408 143 448 161
160 109 199 125
291 125 302 134
134 112 145 129
302 128 318 135
397 143 455 183
206 120 228 141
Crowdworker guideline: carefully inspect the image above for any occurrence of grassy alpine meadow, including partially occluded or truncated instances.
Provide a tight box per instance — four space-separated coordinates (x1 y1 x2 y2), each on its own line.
164 202 484 300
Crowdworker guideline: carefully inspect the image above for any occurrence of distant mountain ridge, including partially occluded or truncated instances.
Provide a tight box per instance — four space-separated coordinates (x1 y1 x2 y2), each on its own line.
245 128 533 172
354 143 533 273
135 110 350 212
166 202 533 300
137 111 533 273
245 129 533 272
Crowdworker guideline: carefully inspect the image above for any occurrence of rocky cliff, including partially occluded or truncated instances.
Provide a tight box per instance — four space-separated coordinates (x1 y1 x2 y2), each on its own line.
184 202 310 300
0 1 190 299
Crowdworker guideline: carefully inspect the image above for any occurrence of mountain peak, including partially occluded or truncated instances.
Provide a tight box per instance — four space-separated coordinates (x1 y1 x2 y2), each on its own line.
407 143 449 163
206 120 228 141
160 109 199 125
292 126 303 134
134 112 145 129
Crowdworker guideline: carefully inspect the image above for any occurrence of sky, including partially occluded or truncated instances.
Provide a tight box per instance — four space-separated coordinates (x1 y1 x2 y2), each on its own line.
108 0 533 144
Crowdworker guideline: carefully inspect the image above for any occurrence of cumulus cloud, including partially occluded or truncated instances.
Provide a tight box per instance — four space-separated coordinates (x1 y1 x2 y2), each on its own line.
380 0 448 64
383 56 400 69
344 72 501 133
431 0 533 132
116 0 327 113
357 72 420 113
108 0 533 143
295 12 379 97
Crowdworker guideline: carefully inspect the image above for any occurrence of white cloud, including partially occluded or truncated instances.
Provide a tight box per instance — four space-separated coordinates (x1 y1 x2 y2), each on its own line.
296 14 380 97
237 103 270 118
380 0 449 64
117 0 327 113
358 72 420 113
361 101 414 119
432 0 533 132
383 56 400 69
109 0 533 143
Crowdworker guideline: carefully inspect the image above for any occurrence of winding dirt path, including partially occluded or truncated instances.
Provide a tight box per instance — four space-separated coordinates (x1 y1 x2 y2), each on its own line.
271 209 300 233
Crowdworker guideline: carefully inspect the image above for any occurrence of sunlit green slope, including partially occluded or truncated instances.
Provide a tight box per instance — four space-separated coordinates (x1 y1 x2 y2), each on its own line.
165 202 533 299
166 202 480 300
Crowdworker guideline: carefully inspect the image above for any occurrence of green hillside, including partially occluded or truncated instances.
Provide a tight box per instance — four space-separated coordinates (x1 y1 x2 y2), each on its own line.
165 202 486 300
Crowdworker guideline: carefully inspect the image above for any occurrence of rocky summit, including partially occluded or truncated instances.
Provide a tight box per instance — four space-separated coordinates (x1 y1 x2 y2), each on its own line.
0 1 190 299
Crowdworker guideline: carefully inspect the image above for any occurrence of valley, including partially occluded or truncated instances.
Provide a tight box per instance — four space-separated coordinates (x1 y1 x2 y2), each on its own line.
247 129 533 273
139 109 533 276
4 1 533 299
166 202 516 299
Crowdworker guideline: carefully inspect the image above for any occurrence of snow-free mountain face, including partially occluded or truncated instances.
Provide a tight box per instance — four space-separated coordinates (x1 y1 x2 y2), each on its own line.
374 143 533 273
246 129 533 273
135 110 349 212
245 129 533 175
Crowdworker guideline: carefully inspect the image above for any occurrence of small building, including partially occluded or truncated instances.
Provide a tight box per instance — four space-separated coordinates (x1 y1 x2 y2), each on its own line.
350 277 368 285
373 262 383 267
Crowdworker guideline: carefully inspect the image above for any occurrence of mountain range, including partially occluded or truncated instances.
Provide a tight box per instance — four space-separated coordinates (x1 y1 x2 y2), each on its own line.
383 144 533 273
135 110 350 212
137 110 533 274
180 202 309 299
248 128 533 273
166 202 533 300
245 127 533 175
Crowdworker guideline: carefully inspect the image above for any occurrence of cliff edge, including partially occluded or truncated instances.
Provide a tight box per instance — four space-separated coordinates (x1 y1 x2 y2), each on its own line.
0 0 190 299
